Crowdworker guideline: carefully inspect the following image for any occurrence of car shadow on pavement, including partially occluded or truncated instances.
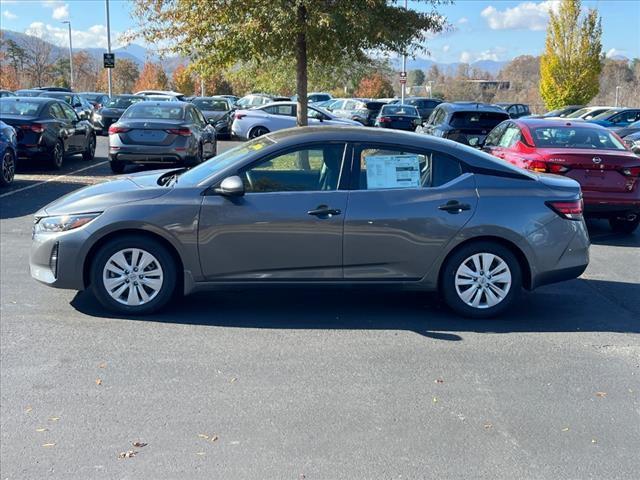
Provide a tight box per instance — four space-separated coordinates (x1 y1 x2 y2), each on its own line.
0 180 91 219
70 278 639 340
586 219 640 247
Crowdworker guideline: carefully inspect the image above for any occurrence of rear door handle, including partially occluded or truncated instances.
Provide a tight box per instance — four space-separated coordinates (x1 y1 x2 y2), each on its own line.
438 201 471 214
308 205 342 217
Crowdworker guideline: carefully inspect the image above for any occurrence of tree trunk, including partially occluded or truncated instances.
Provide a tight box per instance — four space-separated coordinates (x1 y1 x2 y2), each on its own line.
295 4 308 127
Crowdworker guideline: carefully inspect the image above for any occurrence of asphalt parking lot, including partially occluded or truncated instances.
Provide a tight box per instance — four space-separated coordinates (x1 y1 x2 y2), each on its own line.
1 136 639 479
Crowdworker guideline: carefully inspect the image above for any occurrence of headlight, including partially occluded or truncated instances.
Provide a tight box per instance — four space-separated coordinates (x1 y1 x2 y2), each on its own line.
34 213 101 233
93 112 102 121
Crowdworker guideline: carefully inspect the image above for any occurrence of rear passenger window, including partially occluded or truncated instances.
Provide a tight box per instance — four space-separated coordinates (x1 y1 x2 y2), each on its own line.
355 146 463 190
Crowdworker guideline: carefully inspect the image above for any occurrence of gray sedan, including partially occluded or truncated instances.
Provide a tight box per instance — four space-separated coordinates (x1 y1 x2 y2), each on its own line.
30 127 590 318
108 101 217 173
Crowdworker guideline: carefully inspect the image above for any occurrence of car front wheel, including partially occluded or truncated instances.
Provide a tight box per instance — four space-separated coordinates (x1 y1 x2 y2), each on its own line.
609 215 639 234
441 242 522 318
82 134 96 161
90 235 177 315
50 140 64 170
1 149 16 186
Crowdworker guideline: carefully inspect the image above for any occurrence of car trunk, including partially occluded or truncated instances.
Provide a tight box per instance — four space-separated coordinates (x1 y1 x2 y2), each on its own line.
0 115 42 144
384 115 419 130
117 120 186 146
540 149 640 194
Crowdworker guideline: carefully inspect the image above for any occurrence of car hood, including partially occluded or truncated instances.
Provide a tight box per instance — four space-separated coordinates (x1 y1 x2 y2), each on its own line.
39 170 174 216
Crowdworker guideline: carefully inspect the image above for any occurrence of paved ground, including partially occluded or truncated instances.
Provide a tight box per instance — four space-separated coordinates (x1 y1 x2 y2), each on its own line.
1 136 639 479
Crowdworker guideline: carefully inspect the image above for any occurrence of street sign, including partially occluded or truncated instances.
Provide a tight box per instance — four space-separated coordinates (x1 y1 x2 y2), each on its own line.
103 53 115 69
399 78 407 85
399 71 407 78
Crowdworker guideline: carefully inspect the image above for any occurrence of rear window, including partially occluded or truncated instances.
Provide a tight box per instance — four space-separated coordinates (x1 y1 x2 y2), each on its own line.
106 96 144 109
450 111 509 128
122 104 185 120
532 127 626 150
380 105 419 116
365 102 385 111
0 99 42 116
193 99 229 111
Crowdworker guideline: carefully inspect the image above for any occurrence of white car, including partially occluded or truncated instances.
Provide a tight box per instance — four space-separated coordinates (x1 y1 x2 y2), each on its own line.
231 101 362 139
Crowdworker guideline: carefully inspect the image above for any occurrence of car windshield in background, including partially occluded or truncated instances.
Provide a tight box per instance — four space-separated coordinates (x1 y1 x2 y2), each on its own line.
45 94 73 104
565 108 592 118
80 94 101 102
14 90 42 97
381 105 419 116
177 136 276 186
122 104 184 120
532 127 626 150
450 111 507 128
193 99 228 111
0 99 42 116
106 97 144 109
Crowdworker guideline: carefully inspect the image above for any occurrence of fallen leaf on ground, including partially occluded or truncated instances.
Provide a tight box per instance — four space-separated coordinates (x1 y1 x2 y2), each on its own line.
435 379 444 384
198 434 209 439
42 443 56 447
432 397 438 403
591 438 597 444
132 442 147 448
95 378 102 386
595 392 607 398
118 450 137 459
561 427 569 432
25 406 33 413
36 428 48 432
484 423 493 429
229 440 240 445
230 377 237 383
210 435 219 442
98 362 107 369
49 417 60 422
196 452 206 456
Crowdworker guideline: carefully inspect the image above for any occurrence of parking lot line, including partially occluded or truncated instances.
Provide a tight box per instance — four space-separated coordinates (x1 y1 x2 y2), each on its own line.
0 161 109 199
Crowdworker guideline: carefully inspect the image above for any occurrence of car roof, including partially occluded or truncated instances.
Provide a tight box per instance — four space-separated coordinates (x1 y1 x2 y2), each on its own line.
0 96 55 104
514 118 610 129
437 102 507 113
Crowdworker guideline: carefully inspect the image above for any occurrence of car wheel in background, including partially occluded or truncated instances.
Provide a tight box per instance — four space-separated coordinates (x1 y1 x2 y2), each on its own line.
50 140 64 170
0 149 16 186
441 241 522 318
82 134 96 161
90 235 177 315
249 126 269 139
110 161 126 174
609 215 640 234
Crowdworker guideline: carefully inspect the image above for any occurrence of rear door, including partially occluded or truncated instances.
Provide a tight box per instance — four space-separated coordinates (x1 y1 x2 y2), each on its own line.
343 143 477 279
59 102 86 151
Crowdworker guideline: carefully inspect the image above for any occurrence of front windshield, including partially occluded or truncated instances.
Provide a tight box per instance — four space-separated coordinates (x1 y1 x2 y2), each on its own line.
47 94 73 104
106 96 144 109
590 109 621 121
193 99 229 111
122 104 184 120
532 126 626 150
177 136 276 186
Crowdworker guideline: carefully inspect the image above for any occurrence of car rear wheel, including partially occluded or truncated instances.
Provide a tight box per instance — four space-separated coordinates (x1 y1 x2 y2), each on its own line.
1 150 16 186
82 134 96 161
441 242 522 318
249 126 269 139
110 161 126 174
90 235 177 315
50 140 64 170
609 215 640 234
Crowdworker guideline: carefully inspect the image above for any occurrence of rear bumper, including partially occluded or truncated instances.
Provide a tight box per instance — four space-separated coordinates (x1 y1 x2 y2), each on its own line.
584 199 640 216
17 144 48 159
109 142 194 164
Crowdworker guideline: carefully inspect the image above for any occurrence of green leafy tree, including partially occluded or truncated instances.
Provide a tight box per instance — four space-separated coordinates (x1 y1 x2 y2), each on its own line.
129 0 447 126
540 0 602 109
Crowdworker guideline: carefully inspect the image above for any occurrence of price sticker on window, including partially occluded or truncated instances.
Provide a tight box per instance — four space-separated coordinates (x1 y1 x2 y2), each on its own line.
365 154 421 189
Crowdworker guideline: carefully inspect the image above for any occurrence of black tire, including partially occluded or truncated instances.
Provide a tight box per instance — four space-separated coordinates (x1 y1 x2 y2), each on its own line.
249 126 269 139
82 134 96 161
0 149 16 187
440 241 522 318
50 140 64 170
90 234 177 315
609 216 640 234
110 161 126 174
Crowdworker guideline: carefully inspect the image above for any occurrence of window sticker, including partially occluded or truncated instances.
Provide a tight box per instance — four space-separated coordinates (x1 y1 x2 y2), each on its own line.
365 154 421 189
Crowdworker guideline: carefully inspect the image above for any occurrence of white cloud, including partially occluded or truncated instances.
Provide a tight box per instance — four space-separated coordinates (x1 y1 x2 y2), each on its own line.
459 51 473 63
25 22 122 49
442 44 450 53
481 1 561 31
52 4 69 20
457 17 469 24
606 48 626 58
2 9 17 20
459 48 507 64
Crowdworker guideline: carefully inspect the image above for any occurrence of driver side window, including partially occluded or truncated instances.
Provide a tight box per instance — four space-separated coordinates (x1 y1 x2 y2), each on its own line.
59 102 78 121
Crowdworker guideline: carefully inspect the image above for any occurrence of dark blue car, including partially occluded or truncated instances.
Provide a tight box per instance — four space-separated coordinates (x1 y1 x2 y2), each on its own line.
0 120 17 186
588 108 640 128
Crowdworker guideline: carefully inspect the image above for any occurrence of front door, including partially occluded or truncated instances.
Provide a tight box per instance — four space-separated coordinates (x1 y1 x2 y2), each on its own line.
343 144 478 280
198 143 349 280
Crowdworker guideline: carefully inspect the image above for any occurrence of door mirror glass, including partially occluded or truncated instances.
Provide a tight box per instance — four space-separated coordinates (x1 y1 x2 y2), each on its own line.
214 175 245 196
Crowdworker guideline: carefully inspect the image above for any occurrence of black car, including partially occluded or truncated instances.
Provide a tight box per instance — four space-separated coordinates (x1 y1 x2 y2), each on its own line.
79 92 110 110
190 96 235 138
375 104 421 131
14 89 44 97
495 103 531 119
35 86 73 92
93 94 146 135
36 91 93 120
0 120 17 186
0 97 96 169
390 97 442 123
329 98 386 126
541 105 584 118
419 102 510 147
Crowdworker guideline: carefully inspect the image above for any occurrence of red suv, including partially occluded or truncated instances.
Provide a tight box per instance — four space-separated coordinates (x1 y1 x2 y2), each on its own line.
483 119 640 233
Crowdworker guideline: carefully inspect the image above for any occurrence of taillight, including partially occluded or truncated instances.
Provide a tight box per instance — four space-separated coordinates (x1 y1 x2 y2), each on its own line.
235 113 246 120
528 160 569 174
620 166 640 177
21 123 44 133
546 199 583 220
379 117 392 123
547 163 569 174
108 125 130 135
166 128 191 136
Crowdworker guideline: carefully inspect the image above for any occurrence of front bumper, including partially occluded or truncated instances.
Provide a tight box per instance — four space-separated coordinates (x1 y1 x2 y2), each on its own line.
30 227 89 290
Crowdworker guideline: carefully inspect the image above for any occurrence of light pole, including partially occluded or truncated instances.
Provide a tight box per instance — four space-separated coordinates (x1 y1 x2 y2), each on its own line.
61 21 73 89
401 0 407 103
615 85 621 107
105 0 113 96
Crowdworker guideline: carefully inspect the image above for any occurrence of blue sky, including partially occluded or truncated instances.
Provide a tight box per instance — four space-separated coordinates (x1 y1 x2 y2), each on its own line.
1 0 639 63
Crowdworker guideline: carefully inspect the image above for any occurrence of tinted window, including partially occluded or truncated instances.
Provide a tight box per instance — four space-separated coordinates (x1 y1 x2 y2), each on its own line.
532 126 626 150
429 108 446 125
193 99 229 111
380 105 420 116
242 144 346 193
106 96 144 109
122 104 184 120
49 103 66 120
484 122 508 147
0 99 42 116
450 111 509 128
264 105 295 116
59 102 78 121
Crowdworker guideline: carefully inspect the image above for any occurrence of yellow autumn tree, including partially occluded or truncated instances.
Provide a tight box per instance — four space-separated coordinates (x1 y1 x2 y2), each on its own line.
540 0 602 109
133 61 169 91
171 64 194 95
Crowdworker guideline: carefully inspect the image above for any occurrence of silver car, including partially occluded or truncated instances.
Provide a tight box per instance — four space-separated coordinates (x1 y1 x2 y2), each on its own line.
30 127 590 318
108 101 217 173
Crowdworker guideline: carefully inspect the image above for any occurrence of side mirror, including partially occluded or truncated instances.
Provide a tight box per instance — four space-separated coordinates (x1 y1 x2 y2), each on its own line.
214 175 244 197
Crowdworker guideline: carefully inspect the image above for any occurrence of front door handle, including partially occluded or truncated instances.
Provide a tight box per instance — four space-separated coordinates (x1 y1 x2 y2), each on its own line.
438 200 471 214
308 205 342 217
